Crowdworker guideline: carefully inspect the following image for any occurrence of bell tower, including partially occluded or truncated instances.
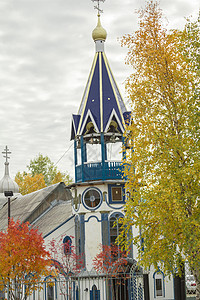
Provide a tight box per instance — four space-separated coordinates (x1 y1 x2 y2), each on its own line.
70 0 131 270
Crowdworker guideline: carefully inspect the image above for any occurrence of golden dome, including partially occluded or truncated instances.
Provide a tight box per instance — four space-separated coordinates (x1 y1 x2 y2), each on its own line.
92 14 107 42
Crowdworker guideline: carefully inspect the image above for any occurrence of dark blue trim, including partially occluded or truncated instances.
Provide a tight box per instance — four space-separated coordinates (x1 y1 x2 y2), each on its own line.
108 184 125 204
101 212 109 246
76 285 79 300
43 215 75 238
101 56 125 132
85 215 101 223
109 211 124 220
72 114 80 134
122 136 126 161
123 111 131 126
82 187 103 211
81 136 85 182
79 214 86 267
74 140 77 182
51 259 68 278
104 191 123 209
141 237 144 252
101 133 105 180
80 54 101 132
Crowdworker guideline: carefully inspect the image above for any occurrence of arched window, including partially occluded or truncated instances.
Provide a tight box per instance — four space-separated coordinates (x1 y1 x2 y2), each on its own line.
90 285 100 300
153 271 165 298
44 276 57 300
47 285 54 300
109 212 124 246
63 236 72 255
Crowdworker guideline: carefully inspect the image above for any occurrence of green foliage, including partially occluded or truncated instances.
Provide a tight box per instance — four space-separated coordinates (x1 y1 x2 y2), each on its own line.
27 154 57 185
15 154 73 194
120 0 200 289
27 153 73 186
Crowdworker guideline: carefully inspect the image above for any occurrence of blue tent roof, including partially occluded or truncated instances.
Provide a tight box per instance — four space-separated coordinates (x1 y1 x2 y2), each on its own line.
71 36 130 139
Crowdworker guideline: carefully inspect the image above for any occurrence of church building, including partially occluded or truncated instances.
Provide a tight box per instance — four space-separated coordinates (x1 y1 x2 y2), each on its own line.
0 3 176 300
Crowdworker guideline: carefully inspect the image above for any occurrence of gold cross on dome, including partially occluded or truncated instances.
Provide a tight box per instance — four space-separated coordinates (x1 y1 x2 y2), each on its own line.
92 0 105 15
2 146 11 164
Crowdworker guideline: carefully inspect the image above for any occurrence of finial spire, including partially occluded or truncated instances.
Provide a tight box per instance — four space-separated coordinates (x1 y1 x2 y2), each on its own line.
2 146 11 164
92 0 107 46
0 146 20 197
92 0 105 15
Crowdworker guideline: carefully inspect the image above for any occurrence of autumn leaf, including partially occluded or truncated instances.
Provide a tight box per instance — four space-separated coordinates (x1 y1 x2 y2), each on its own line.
0 219 51 300
119 0 200 296
15 172 46 195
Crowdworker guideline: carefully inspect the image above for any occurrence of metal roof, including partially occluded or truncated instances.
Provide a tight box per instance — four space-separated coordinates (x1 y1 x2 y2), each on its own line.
0 182 73 236
33 201 73 237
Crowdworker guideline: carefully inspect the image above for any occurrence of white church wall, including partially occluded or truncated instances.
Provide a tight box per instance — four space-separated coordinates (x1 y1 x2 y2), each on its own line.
44 218 76 256
84 212 102 270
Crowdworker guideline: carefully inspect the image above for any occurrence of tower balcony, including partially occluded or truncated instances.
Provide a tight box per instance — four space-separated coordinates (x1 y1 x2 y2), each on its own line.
75 161 123 183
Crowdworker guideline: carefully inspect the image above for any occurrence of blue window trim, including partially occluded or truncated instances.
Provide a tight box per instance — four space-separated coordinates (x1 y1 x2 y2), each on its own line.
109 212 124 246
108 184 125 204
63 236 72 255
43 215 75 239
82 187 103 210
85 215 101 222
104 192 124 210
153 270 165 298
109 211 124 221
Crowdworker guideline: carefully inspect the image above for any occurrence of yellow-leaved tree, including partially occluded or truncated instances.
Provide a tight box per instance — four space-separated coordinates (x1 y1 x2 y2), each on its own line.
15 172 46 195
15 154 73 195
120 1 200 298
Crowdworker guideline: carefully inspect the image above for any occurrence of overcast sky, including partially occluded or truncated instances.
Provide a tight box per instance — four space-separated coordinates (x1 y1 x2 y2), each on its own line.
0 0 199 180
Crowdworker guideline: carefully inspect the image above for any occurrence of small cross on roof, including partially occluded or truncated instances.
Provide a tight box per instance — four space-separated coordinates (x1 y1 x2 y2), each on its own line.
2 146 11 164
92 0 105 15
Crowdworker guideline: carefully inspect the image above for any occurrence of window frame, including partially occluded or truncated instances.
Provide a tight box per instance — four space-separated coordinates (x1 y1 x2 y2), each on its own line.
82 187 102 210
63 236 72 255
153 271 165 298
108 184 125 204
109 212 124 247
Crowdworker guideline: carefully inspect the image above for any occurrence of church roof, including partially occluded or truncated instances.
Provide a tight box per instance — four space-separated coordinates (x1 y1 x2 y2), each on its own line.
33 201 73 238
0 182 73 236
71 15 130 139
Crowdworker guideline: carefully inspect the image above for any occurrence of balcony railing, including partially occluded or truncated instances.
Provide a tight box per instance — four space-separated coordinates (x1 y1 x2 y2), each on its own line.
75 161 123 182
